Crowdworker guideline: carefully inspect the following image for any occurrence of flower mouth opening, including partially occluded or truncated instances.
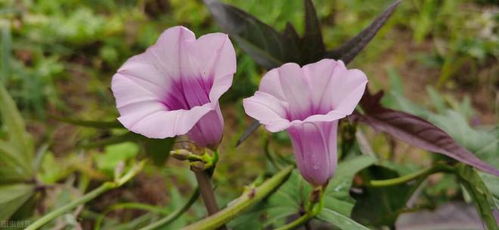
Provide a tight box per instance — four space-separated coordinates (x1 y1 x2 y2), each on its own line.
161 76 214 111
284 105 333 122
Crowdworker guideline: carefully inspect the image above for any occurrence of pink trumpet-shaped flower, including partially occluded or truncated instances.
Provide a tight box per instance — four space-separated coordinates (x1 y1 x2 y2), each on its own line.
243 59 367 186
111 26 236 149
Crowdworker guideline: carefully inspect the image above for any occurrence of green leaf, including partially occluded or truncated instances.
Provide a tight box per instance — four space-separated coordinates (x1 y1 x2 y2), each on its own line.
230 155 376 228
39 152 72 185
0 184 35 221
0 140 32 179
426 86 446 114
325 155 377 215
429 111 498 165
351 165 422 227
0 83 34 169
387 67 404 95
0 26 12 83
81 131 173 165
325 0 401 64
142 137 174 166
318 208 369 230
95 142 139 174
480 172 499 205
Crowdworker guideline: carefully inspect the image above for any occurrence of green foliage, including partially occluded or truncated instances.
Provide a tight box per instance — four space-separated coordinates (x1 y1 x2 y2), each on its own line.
0 0 497 228
383 78 498 166
0 184 35 221
456 164 498 230
230 155 376 229
318 208 369 230
0 84 37 221
352 165 422 227
95 142 139 175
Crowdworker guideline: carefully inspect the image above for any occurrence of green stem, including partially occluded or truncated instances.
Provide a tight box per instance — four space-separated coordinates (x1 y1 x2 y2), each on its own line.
139 188 200 230
455 164 498 230
276 186 325 230
369 164 453 187
182 166 294 230
26 161 145 230
274 213 312 230
95 200 186 230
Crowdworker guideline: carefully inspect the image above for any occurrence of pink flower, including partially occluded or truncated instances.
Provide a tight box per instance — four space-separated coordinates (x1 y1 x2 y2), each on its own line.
111 26 236 149
243 60 367 186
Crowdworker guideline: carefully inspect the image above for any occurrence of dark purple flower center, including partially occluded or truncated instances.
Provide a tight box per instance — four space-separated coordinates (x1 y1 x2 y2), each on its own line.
285 104 331 121
162 77 213 110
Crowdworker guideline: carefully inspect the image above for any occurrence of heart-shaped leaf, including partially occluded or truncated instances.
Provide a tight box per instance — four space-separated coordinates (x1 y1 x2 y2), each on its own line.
325 0 401 64
318 208 369 230
351 165 423 227
229 155 376 228
325 155 377 215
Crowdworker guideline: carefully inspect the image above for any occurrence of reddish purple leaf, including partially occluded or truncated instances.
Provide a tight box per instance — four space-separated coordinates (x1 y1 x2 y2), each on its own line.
301 0 326 63
357 90 499 176
325 0 401 64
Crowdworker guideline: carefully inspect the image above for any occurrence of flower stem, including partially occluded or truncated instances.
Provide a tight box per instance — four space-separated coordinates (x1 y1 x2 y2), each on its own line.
369 164 454 187
275 186 325 230
26 161 145 230
139 187 200 230
194 170 221 215
189 149 226 229
182 166 294 230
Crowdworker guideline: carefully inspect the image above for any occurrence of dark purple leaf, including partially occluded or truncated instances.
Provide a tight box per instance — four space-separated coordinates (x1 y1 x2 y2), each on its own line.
300 0 326 63
215 0 401 146
357 90 499 176
203 0 299 69
236 119 260 147
282 22 300 47
325 0 401 64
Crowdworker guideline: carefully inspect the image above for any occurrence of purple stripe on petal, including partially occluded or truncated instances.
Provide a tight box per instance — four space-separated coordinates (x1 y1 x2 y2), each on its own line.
112 26 236 147
243 58 367 186
162 77 213 110
288 121 338 186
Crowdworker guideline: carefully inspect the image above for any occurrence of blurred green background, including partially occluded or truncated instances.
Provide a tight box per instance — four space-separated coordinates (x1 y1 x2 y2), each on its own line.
0 0 497 229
